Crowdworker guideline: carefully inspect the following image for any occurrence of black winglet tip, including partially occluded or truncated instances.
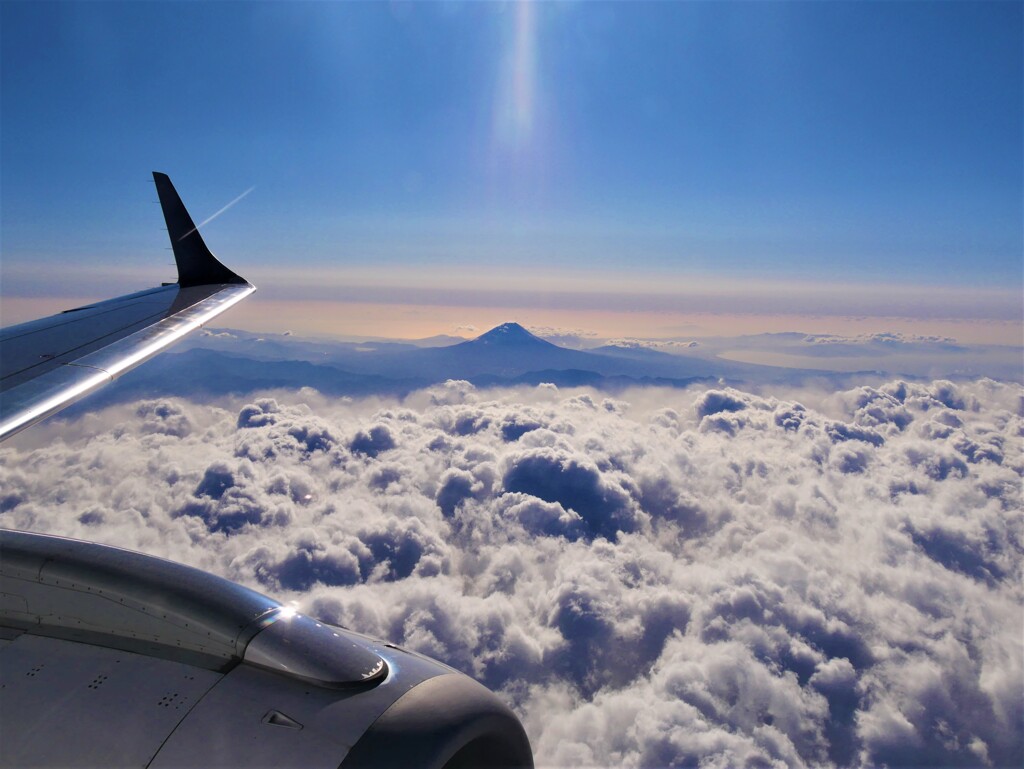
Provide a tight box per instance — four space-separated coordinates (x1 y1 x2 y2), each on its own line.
152 173 249 288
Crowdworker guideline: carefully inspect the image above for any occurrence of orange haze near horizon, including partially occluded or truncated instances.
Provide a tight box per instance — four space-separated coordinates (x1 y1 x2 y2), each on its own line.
225 298 1020 346
2 295 1020 347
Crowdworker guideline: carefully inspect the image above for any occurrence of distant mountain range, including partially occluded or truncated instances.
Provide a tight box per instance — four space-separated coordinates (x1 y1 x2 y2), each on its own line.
330 323 734 380
84 321 999 407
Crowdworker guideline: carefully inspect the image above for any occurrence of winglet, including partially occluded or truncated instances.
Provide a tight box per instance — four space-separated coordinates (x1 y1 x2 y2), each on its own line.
153 172 249 288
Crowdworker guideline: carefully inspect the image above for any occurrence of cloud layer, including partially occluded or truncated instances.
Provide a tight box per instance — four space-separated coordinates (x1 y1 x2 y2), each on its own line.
2 378 1022 768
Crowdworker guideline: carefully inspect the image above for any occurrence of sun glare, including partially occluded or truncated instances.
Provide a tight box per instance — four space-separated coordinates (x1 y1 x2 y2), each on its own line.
494 0 538 149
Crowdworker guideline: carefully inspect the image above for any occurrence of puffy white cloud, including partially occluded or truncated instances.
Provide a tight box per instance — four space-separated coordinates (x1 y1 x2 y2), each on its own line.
604 338 701 350
802 332 959 346
528 327 600 349
1 378 1022 768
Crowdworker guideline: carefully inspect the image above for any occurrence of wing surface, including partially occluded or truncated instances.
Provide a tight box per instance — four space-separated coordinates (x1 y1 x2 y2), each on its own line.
0 173 255 441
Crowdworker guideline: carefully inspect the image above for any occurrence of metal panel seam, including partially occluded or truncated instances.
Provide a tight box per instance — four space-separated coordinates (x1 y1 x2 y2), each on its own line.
143 665 232 768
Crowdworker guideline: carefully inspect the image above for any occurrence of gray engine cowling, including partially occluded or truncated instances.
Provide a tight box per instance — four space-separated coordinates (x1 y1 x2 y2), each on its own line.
0 529 532 769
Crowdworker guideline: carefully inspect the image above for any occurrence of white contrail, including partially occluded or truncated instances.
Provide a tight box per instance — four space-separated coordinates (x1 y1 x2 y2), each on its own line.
179 186 255 241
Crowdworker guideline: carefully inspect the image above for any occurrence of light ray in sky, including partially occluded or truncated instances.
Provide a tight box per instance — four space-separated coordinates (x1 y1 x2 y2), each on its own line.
179 186 255 241
512 0 536 139
494 0 537 148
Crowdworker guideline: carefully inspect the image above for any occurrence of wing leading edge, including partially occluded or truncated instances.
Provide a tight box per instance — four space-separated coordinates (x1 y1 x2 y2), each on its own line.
0 173 255 441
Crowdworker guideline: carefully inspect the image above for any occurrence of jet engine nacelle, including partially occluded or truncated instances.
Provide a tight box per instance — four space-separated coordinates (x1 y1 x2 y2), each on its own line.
0 530 532 769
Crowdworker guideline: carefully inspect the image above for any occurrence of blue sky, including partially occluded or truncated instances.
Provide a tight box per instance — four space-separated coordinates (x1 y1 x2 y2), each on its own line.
1 1 1021 339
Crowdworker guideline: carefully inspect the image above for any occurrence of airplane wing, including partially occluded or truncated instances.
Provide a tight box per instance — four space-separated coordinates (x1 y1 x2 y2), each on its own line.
0 174 534 768
0 173 255 442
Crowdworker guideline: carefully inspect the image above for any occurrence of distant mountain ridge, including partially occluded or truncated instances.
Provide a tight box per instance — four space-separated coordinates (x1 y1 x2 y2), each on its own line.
84 322 884 407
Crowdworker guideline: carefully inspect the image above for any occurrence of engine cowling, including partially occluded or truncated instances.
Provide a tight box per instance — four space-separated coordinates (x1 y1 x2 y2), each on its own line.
0 530 533 769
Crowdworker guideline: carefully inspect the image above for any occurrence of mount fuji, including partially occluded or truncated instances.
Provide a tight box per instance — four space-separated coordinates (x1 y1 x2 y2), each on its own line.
83 323 823 405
